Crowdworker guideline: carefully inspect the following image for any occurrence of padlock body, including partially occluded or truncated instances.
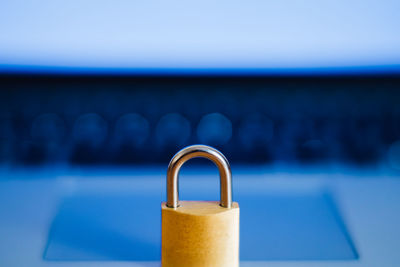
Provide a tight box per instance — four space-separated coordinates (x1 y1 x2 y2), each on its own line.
161 201 239 267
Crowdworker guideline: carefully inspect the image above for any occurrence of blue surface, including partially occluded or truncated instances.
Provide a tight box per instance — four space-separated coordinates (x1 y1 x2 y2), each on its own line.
44 191 358 261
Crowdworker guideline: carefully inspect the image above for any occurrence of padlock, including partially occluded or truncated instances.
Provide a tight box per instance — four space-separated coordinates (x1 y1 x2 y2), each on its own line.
161 144 240 267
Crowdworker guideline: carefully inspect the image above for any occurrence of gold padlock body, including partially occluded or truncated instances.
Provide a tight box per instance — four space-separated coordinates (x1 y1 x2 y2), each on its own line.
161 201 239 267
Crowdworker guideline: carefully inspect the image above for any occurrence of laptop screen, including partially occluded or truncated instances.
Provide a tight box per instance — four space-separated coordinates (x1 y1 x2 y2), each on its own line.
0 0 399 74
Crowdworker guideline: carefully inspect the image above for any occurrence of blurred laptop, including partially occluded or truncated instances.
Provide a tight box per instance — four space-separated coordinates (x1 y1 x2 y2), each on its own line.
0 0 400 266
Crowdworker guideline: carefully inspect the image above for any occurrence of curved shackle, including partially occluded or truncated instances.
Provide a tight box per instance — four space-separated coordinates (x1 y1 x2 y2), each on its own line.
166 145 232 209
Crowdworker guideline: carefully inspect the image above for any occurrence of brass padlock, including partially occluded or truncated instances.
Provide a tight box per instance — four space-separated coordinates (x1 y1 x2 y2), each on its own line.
161 145 240 267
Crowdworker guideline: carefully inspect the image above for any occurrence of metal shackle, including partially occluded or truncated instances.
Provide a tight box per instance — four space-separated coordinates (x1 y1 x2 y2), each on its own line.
166 145 232 209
